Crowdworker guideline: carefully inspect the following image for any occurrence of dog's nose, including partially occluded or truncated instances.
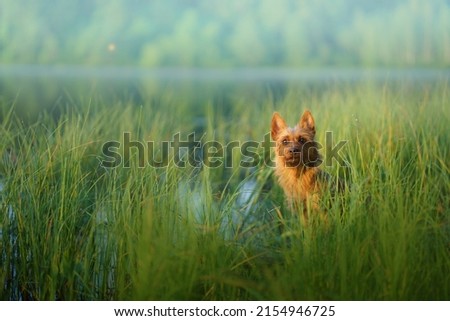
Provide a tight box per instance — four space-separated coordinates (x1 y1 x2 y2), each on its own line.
288 147 300 154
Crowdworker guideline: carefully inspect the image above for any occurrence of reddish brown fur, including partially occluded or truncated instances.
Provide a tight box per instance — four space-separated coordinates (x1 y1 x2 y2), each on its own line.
271 110 328 218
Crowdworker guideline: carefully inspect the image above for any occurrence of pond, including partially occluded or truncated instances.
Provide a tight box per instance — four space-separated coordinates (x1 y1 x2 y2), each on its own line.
1 65 447 122
0 65 449 300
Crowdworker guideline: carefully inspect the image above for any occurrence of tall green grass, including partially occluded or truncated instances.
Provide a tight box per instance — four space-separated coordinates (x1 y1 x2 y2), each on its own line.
0 81 449 300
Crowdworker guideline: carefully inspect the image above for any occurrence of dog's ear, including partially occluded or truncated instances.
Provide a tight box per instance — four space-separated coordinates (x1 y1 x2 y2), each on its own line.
271 112 287 140
299 110 315 134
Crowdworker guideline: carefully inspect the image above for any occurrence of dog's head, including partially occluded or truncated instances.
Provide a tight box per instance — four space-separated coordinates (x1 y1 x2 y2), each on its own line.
271 110 320 168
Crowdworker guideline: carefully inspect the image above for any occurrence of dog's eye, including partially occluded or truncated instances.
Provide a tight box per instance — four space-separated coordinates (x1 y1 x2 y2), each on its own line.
298 137 306 144
282 139 288 145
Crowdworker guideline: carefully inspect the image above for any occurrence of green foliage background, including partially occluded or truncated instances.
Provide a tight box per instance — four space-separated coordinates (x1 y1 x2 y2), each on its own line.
1 0 449 301
1 0 449 67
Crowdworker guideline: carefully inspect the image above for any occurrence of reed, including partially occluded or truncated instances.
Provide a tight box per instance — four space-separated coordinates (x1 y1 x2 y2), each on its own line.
0 80 448 300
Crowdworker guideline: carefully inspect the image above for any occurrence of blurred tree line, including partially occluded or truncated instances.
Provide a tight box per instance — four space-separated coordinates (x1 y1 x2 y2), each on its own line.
0 0 449 67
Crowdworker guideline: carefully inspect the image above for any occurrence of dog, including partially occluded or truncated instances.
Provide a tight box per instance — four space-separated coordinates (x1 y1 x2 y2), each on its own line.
271 110 330 221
